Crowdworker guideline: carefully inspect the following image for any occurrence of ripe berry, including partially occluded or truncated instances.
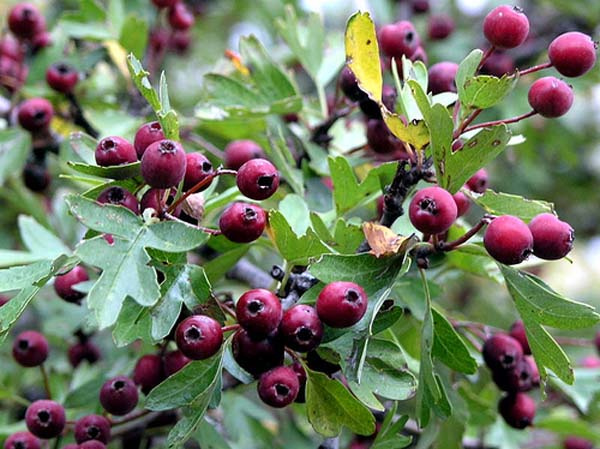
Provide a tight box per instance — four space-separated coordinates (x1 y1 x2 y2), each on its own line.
168 2 195 30
428 15 455 41
359 84 397 119
484 215 533 265
317 281 368 328
526 356 540 386
0 295 9 307
466 168 489 193
306 350 340 375
23 161 50 192
549 32 597 78
483 5 529 49
74 415 110 444
564 437 594 449
152 0 178 8
219 202 266 243
30 31 52 53
78 442 106 449
169 29 192 53
54 265 89 303
141 140 187 188
366 119 399 154
492 358 535 392
224 140 265 170
184 152 214 191
4 432 40 449
509 320 531 354
0 35 24 62
280 305 323 352
428 62 459 95
95 136 137 167
482 333 523 371
18 98 53 133
481 52 515 77
378 21 420 59
99 376 138 416
97 187 139 215
453 191 471 217
140 188 181 217
68 341 101 367
236 159 280 200
175 315 223 360
8 3 45 40
13 331 49 367
409 186 458 235
498 393 536 429
163 350 191 376
232 329 284 376
134 122 165 159
411 0 429 13
236 289 282 337
257 366 300 408
339 66 367 102
291 361 307 403
25 400 66 439
46 63 78 94
528 213 574 260
528 77 573 118
133 354 165 394
410 46 428 65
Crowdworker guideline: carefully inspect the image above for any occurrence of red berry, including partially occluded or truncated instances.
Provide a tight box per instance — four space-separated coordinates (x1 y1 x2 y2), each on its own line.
492 358 535 392
54 265 89 303
339 66 367 102
291 361 307 403
232 329 284 376
526 356 540 386
549 32 597 78
453 191 470 217
141 139 187 188
378 21 420 59
140 188 182 217
95 136 137 167
175 315 223 360
30 31 52 52
0 35 24 62
46 63 78 94
97 187 140 215
152 0 178 8
163 350 191 376
280 305 323 352
317 281 368 328
428 14 455 40
224 140 264 170
498 393 536 429
411 0 429 13
581 356 600 368
366 119 399 154
133 354 165 394
466 168 489 193
68 341 101 368
169 29 191 53
409 186 457 235
99 376 138 416
8 3 45 40
481 52 515 77
168 2 195 30
183 152 214 191
484 215 533 265
528 213 574 260
236 159 280 200
0 295 10 307
528 77 573 118
219 202 266 243
410 46 428 65
18 98 53 133
482 333 523 371
4 432 40 449
78 442 106 449
74 415 110 444
13 331 49 367
509 320 531 354
149 28 169 54
23 161 50 192
428 62 459 95
257 366 300 408
564 437 594 449
25 400 65 439
236 289 282 337
483 5 529 49
134 121 165 159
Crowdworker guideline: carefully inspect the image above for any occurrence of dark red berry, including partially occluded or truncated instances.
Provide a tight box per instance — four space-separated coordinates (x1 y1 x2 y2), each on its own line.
97 187 139 215
483 5 529 49
163 350 191 376
95 136 137 167
498 393 536 429
528 77 573 118
54 265 89 303
45 63 78 94
549 32 597 78
68 341 101 367
78 442 106 449
152 0 178 8
30 31 52 52
428 15 455 40
453 191 470 217
169 29 191 53
23 162 50 192
149 27 169 54
410 46 428 65
492 358 535 392
411 0 429 13
339 66 367 102
224 140 264 170
8 3 45 40
141 139 187 188
0 295 10 307
509 320 531 354
236 159 280 200
99 376 138 416
13 331 49 367
134 122 165 159
366 119 399 154
359 84 396 119
428 62 459 95
4 432 40 449
257 366 300 408
133 355 165 394
232 329 284 376
595 331 600 355
175 315 223 360
291 361 307 403
482 333 523 371
280 305 323 352
466 168 489 193
484 215 533 265
25 400 65 439
316 281 368 328
481 52 515 77
18 98 53 133
528 213 574 260
0 35 24 62
409 186 458 235
306 350 340 375
219 202 266 243
526 356 540 386
378 21 420 59
236 289 282 337
74 415 110 444
168 2 195 30
183 152 214 191
564 436 594 449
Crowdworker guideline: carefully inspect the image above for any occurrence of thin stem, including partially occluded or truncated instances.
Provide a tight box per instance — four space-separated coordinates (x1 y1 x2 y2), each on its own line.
518 61 552 77
65 92 99 138
345 143 368 155
184 132 226 159
477 45 496 71
166 168 236 214
109 409 151 426
40 364 52 399
212 293 236 319
453 108 482 139
163 212 222 235
436 215 492 251
285 347 301 362
221 324 240 333
53 435 62 449
460 110 537 135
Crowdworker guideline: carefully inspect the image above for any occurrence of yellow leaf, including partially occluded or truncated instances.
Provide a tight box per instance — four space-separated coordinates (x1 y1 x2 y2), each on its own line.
363 222 417 258
383 111 430 150
105 40 130 81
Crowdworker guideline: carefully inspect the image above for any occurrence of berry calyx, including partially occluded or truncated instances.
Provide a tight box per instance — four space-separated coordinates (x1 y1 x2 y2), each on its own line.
8 3 45 40
236 289 282 337
25 400 66 439
378 21 420 59
528 213 574 260
484 215 533 265
134 121 165 159
498 393 536 429
257 366 300 408
12 330 49 367
509 320 531 354
316 281 368 328
4 432 40 449
54 265 89 303
68 341 101 367
548 32 597 78
175 315 223 360
168 2 195 30
97 186 140 215
428 62 459 95
163 350 191 376
236 159 280 200
409 186 458 235
466 168 489 193
99 376 139 416
45 63 79 94
528 77 574 118
483 5 530 49
133 354 165 394
183 153 214 191
141 139 187 188
18 98 54 133
74 415 110 444
232 329 284 376
95 136 137 167
482 333 523 371
224 140 265 170
219 202 266 243
280 305 324 352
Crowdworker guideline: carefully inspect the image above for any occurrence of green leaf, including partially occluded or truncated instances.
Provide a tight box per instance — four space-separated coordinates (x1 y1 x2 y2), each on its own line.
536 415 600 444
18 215 71 259
0 129 30 186
119 15 148 58
279 194 310 236
550 368 600 414
432 308 478 374
372 409 412 449
203 245 248 284
456 50 483 107
472 190 555 223
266 128 304 195
112 298 152 347
67 160 141 180
462 74 519 110
69 132 99 164
0 250 47 268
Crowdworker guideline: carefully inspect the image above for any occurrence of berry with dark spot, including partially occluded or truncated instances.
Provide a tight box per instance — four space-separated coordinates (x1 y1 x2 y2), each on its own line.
549 32 597 78
492 358 535 392
8 3 45 40
97 187 139 215
141 140 187 188
236 289 282 337
509 320 531 354
498 393 536 429
484 215 533 265
224 140 265 170
483 5 529 49
428 62 459 95
133 355 165 394
99 376 138 416
219 202 266 243
236 159 280 200
232 329 284 376
280 305 323 352
184 152 214 191
74 415 110 444
134 122 165 159
68 341 101 368
316 281 368 328
25 400 66 439
378 21 420 59
45 63 78 94
482 333 523 371
18 98 53 133
13 331 49 367
4 432 40 449
428 15 455 40
175 315 223 360
95 136 137 167
258 366 299 408
466 168 489 193
163 350 191 376
54 265 89 303
409 186 458 235
528 77 573 118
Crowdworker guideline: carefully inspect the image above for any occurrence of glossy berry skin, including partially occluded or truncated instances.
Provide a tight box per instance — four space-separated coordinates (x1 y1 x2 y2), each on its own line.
95 136 137 167
428 62 459 95
13 331 49 367
8 3 45 40
78 442 106 449
74 415 110 444
453 191 470 217
133 355 165 394
528 213 574 260
25 400 66 439
184 153 214 191
428 15 455 41
99 376 138 416
18 98 53 133
219 202 266 243
528 77 573 118
224 140 264 170
68 341 101 367
409 187 458 235
339 66 367 102
509 320 531 354
46 63 78 94
498 393 536 429
466 168 489 193
54 265 89 303
564 436 594 449
168 2 195 30
484 215 533 265
141 140 187 188
97 187 140 215
492 358 535 392
4 432 40 449
482 333 523 372
163 350 191 376
236 159 280 200
232 329 284 376
236 289 282 337
483 5 529 49
134 122 165 159
549 32 597 78
317 281 368 328
280 305 323 352
378 21 420 59
175 315 223 360
258 366 300 408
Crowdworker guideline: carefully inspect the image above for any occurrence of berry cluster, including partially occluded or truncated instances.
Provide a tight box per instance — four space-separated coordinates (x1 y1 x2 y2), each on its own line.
148 0 196 58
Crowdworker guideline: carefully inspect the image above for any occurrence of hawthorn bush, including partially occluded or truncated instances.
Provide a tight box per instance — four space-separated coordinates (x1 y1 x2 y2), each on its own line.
0 1 599 449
